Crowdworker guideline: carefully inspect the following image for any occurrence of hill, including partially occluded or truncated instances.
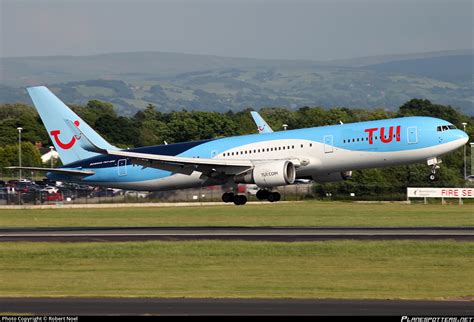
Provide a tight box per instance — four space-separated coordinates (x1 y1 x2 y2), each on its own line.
1 50 472 115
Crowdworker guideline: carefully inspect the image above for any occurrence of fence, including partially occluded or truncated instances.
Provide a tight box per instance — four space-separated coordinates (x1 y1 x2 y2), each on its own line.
2 183 473 206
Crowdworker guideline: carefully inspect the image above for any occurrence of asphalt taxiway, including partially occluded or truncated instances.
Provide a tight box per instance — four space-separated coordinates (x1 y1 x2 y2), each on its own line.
0 226 472 242
1 298 473 315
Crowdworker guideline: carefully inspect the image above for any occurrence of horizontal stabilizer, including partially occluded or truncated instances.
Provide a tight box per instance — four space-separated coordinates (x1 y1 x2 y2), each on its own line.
5 166 95 176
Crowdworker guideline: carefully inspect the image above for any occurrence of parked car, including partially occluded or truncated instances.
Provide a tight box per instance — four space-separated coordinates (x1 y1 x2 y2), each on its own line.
15 182 41 193
41 186 59 194
7 180 19 186
60 189 76 201
125 191 149 199
41 191 63 203
93 188 117 197
466 175 474 183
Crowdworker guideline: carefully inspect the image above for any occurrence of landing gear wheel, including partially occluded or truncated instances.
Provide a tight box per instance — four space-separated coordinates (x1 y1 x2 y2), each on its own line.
256 189 269 200
267 192 281 202
233 194 247 205
222 192 235 203
428 173 436 182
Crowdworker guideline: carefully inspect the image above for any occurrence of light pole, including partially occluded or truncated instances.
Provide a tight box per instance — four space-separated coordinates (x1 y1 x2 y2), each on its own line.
50 146 55 169
17 127 22 180
462 123 467 180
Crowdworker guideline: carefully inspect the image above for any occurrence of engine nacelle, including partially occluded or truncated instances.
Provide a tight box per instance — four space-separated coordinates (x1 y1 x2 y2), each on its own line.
313 171 352 183
234 161 296 188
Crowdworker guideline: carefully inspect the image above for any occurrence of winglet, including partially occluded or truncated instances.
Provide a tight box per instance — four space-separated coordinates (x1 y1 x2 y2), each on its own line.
250 111 274 134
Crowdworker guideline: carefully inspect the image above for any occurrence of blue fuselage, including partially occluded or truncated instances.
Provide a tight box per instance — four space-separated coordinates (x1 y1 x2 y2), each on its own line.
49 116 468 191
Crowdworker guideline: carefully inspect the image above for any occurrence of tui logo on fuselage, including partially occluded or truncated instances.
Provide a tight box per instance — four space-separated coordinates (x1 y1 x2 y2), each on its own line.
364 126 401 144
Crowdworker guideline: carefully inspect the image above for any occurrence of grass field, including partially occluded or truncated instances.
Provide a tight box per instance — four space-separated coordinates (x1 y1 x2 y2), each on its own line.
0 240 472 299
0 201 472 228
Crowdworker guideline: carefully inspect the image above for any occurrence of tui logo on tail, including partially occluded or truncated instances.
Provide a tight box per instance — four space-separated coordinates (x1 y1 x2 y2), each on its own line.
50 120 81 150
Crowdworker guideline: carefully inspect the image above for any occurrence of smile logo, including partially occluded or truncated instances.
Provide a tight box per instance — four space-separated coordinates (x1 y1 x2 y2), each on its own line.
50 120 81 150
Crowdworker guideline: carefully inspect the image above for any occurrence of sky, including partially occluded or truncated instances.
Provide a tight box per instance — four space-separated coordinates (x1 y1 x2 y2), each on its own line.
1 0 472 61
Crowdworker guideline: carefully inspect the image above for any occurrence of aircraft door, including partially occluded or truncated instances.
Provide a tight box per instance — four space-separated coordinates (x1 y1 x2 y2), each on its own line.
407 127 418 144
211 150 218 158
118 159 127 176
323 135 334 153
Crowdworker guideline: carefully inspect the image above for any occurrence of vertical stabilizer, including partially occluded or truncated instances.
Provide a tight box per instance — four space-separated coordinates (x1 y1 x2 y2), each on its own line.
27 86 116 165
250 111 274 134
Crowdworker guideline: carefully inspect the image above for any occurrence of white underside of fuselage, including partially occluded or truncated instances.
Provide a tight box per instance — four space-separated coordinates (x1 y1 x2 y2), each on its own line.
87 137 466 191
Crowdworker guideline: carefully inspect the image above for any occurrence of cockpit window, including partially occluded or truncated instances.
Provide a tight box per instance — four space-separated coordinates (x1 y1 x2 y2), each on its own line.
437 124 457 132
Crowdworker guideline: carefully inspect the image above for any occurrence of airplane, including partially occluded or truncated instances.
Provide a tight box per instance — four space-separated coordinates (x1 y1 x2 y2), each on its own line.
8 86 469 205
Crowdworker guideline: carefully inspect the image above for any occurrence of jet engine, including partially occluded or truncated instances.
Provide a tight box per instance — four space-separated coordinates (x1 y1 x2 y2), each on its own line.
313 171 352 183
234 160 296 187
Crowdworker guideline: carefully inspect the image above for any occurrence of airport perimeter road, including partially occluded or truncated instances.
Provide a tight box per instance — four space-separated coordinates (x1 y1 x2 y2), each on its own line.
0 227 473 242
0 298 473 315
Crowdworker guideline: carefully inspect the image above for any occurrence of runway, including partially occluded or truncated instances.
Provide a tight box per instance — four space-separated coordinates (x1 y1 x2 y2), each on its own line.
0 226 472 242
1 298 473 315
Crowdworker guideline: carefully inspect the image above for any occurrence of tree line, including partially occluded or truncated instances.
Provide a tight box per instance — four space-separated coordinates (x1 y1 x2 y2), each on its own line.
0 99 472 197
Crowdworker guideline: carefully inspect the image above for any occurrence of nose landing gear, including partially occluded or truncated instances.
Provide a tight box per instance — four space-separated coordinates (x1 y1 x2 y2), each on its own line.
427 157 442 182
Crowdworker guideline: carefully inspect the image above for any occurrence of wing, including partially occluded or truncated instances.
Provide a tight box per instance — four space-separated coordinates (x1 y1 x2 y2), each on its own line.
66 120 253 177
5 166 95 176
105 149 253 177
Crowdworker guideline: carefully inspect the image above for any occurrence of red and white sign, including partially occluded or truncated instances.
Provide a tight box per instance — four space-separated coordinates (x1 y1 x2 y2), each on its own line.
407 187 474 198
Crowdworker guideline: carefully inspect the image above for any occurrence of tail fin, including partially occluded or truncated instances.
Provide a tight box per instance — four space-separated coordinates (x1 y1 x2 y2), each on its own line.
27 86 116 165
250 111 274 134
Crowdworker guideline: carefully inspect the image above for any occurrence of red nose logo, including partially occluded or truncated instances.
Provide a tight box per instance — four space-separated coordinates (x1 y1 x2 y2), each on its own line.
50 120 80 150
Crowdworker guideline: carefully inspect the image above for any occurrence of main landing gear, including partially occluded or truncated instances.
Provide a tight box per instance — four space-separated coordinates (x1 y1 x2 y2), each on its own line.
221 189 281 205
256 189 281 202
222 192 247 205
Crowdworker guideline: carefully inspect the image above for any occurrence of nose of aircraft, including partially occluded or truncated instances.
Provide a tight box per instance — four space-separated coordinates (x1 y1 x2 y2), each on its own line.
457 129 469 145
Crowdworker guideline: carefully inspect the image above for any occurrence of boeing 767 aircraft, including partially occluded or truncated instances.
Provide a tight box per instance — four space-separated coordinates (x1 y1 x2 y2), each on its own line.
9 86 469 205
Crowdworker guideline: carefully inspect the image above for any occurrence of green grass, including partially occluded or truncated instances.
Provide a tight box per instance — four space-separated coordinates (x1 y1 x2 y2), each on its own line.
0 240 472 299
0 201 472 228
